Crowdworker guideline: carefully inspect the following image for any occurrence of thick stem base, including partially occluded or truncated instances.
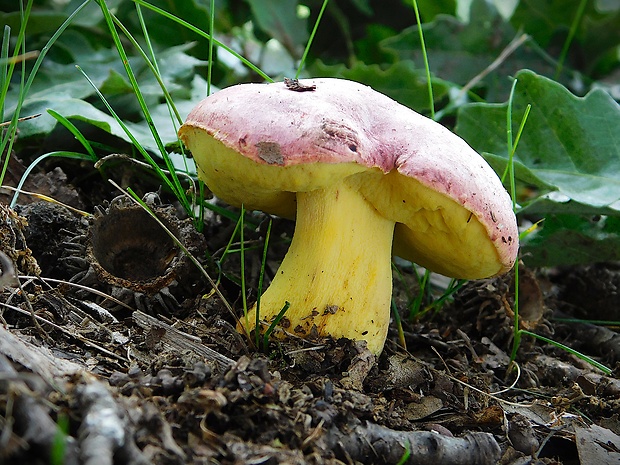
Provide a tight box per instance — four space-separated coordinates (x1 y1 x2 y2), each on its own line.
241 180 395 354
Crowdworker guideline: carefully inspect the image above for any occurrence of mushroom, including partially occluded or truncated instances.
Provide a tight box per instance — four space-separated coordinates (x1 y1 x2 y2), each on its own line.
179 78 518 354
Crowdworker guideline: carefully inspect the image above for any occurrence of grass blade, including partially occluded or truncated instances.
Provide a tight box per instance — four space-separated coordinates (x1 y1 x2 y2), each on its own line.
411 0 434 119
295 0 329 79
240 205 249 332
409 268 430 319
207 0 215 96
1 1 88 185
131 0 273 83
46 109 98 161
255 218 273 348
555 0 587 79
75 66 185 201
1 26 11 120
520 330 611 375
95 0 191 215
391 298 407 350
9 151 94 207
263 301 290 350
130 6 183 125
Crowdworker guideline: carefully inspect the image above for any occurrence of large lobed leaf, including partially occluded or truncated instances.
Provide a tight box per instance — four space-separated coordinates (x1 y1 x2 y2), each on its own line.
310 60 451 113
246 0 308 58
511 0 620 75
381 0 571 102
455 69 620 266
520 215 620 267
456 69 620 213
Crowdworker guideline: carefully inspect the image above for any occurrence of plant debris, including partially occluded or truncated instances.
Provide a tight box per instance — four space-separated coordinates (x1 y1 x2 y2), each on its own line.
0 192 619 465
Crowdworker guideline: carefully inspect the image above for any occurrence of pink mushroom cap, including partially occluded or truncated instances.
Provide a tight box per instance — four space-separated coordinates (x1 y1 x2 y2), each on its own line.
180 78 518 279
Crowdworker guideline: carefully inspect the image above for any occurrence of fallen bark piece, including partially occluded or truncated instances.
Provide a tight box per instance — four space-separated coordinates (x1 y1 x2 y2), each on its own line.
322 420 501 465
0 321 83 380
528 354 620 396
560 317 620 364
77 379 152 465
132 310 235 370
0 354 79 465
0 325 154 465
507 413 540 455
339 341 376 391
575 424 620 465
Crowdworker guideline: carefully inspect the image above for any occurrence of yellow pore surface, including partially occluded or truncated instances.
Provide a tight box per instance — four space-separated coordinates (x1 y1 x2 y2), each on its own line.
184 130 504 279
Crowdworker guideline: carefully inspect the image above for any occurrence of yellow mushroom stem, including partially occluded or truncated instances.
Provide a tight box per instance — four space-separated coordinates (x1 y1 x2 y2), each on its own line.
239 178 395 354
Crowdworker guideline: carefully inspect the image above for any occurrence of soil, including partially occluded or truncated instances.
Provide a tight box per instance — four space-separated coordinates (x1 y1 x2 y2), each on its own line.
0 155 619 465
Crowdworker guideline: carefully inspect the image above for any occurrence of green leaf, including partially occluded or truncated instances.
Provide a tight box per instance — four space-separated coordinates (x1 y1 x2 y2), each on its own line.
310 60 451 112
112 0 227 62
416 0 456 21
17 96 162 152
5 31 141 112
511 0 620 73
350 0 373 16
354 24 400 64
99 68 134 95
381 0 569 101
0 11 68 36
6 27 207 152
17 96 126 137
247 0 308 57
521 215 620 267
456 69 620 213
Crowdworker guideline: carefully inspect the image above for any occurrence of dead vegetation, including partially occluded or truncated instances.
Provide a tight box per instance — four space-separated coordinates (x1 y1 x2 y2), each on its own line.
0 190 619 465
